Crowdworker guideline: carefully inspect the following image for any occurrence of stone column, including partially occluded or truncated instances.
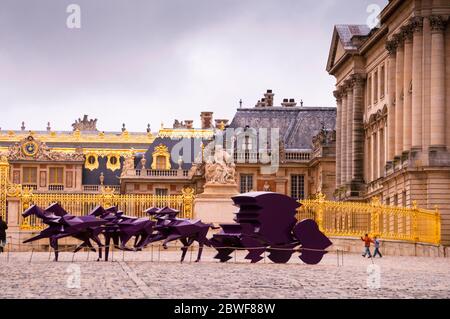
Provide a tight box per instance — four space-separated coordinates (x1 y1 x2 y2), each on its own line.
429 16 446 148
402 26 413 153
411 17 424 149
422 16 432 150
395 34 404 157
386 41 397 161
341 92 347 186
352 74 365 186
334 90 343 186
346 81 354 184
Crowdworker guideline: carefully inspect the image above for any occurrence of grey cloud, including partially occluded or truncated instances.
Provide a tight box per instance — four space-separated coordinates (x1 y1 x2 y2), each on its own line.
0 0 387 132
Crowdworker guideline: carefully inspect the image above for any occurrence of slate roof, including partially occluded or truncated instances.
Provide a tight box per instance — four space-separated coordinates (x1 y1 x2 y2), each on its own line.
229 107 336 150
335 25 371 50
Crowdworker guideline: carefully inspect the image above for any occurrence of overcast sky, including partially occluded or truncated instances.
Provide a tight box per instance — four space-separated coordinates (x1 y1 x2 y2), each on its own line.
0 0 388 132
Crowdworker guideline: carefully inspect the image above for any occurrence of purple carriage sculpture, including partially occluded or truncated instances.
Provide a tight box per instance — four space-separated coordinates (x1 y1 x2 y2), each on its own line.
209 192 332 265
22 203 107 261
137 206 218 263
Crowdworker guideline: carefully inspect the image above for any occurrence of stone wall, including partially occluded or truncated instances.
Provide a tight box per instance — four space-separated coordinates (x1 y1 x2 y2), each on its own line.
330 237 448 258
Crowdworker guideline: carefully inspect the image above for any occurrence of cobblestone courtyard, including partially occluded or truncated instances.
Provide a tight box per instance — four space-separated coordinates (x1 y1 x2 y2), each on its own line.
1 249 449 299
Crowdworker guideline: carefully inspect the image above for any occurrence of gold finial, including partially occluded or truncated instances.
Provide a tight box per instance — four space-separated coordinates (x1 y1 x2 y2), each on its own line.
370 196 381 206
316 192 326 202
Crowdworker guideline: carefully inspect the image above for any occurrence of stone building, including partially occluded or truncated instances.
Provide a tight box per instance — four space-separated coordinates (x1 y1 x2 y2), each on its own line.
0 94 336 199
326 0 450 244
0 115 213 196
229 90 336 200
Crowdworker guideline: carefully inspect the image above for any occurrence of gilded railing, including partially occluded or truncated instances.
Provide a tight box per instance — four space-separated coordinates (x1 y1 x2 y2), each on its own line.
298 193 441 245
0 156 9 222
16 186 195 231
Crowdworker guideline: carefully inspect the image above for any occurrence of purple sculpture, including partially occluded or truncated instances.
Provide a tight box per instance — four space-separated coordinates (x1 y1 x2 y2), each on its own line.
88 205 155 261
138 207 217 263
21 192 331 265
209 192 332 264
22 203 106 261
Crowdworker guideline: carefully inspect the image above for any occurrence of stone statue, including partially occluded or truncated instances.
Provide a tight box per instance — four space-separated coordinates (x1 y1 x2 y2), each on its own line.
99 172 105 185
121 154 135 177
140 157 147 170
72 115 98 131
204 145 236 185
263 181 271 192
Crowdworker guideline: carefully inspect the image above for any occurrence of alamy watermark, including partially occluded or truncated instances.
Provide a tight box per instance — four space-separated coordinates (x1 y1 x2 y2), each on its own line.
366 264 381 289
168 127 281 174
66 264 81 289
366 4 382 29
66 4 81 29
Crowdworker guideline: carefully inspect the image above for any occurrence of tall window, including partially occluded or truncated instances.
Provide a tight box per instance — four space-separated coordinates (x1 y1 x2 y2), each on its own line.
155 156 166 170
49 167 64 185
240 174 253 193
155 188 168 196
291 175 305 200
22 167 37 185
374 70 378 103
380 65 385 98
367 76 372 106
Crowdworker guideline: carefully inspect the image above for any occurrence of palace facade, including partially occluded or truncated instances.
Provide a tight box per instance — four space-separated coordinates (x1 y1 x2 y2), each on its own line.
0 90 336 201
327 0 450 244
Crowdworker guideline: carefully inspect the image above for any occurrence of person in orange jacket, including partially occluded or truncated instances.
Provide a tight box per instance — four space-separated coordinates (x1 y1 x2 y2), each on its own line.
361 233 373 258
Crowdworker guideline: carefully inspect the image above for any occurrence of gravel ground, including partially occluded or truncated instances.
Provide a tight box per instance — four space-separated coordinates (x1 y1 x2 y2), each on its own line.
0 248 449 299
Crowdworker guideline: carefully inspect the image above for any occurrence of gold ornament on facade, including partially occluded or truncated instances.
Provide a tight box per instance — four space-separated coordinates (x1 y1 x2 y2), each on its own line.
151 144 171 170
8 136 85 162
106 153 121 171
85 153 99 171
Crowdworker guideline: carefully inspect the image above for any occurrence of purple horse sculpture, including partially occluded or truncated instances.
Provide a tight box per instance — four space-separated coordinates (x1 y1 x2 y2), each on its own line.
88 205 155 261
22 203 107 261
209 192 332 265
138 207 218 263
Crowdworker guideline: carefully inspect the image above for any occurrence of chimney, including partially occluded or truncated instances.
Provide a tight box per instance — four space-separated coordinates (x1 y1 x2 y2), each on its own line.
281 98 297 107
185 120 194 129
215 119 229 130
264 89 274 107
200 112 214 129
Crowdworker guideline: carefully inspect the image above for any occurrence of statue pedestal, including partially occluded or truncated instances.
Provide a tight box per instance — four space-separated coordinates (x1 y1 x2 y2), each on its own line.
194 183 239 225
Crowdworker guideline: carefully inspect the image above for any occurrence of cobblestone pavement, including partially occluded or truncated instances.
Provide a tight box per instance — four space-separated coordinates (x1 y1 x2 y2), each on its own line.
0 248 449 299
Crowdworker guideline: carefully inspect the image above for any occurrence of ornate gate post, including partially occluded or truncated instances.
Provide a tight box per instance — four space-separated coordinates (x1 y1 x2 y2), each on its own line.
315 192 326 232
181 187 195 219
101 186 117 208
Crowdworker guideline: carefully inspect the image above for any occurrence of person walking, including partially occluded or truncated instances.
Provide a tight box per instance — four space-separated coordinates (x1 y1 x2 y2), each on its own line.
361 233 373 258
373 236 383 258
0 216 7 253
